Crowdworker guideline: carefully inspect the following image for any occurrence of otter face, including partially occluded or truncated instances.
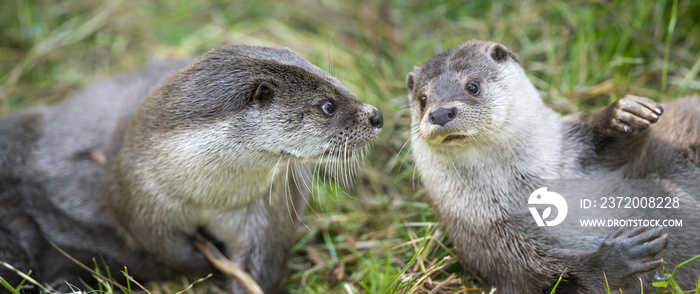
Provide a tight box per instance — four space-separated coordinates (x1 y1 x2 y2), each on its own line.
406 41 524 149
249 71 383 161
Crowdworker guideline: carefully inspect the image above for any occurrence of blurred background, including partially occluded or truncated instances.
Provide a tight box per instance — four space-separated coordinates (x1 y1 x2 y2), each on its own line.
1 0 699 293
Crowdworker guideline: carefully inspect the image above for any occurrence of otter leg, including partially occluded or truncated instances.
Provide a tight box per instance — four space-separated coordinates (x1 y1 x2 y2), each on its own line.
570 95 664 167
232 166 309 293
583 95 663 135
232 200 302 293
554 226 667 292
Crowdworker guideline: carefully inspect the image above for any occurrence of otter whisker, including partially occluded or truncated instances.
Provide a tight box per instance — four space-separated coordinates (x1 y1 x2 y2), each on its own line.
348 149 357 184
283 158 293 221
333 149 346 199
347 143 354 188
327 149 335 189
336 144 344 188
314 147 334 198
351 147 360 185
311 155 323 202
353 147 362 182
335 150 342 197
407 131 423 190
295 163 314 196
359 145 367 168
299 167 318 215
321 149 331 190
285 158 309 230
364 144 370 163
393 133 419 173
342 137 351 188
269 155 285 205
337 151 344 188
291 163 315 216
353 148 362 184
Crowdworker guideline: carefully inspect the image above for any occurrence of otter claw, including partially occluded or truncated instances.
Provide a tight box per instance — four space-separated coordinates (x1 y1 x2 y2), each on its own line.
608 95 663 133
598 227 667 280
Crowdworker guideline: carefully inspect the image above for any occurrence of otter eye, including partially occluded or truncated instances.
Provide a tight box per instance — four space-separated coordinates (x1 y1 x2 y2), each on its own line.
466 81 480 95
419 95 427 111
321 100 336 117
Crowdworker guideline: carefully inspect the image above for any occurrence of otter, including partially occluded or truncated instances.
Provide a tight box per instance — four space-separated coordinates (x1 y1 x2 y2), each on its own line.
0 45 383 292
406 40 699 293
102 45 383 292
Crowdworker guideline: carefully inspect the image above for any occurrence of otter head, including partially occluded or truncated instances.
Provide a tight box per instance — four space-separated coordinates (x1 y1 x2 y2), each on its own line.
115 46 383 205
406 41 538 150
130 45 383 168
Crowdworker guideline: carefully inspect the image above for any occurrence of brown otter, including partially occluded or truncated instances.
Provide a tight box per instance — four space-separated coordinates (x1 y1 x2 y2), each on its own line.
406 40 699 293
0 45 383 292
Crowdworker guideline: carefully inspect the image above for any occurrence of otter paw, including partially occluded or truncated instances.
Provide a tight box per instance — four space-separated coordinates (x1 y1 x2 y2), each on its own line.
607 95 663 133
598 227 667 279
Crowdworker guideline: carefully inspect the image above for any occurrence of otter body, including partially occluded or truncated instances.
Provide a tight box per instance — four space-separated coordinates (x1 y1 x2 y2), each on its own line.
407 41 699 293
0 45 382 292
1 61 188 288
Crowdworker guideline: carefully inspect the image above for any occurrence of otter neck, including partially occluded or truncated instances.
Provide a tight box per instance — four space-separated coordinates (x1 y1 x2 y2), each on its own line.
119 121 294 209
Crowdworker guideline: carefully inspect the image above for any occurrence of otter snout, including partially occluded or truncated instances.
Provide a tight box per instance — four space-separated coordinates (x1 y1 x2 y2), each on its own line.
325 104 382 156
429 107 457 126
369 108 383 129
417 101 491 145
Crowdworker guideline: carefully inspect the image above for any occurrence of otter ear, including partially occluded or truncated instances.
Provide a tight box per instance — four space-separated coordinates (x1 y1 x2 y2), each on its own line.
406 73 415 91
253 81 275 105
489 44 519 64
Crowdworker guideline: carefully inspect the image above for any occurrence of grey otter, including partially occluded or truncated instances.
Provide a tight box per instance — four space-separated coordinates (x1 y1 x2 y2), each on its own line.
406 40 699 293
102 45 383 292
0 45 383 292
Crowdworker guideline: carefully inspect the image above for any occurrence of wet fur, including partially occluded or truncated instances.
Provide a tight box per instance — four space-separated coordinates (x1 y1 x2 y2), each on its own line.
407 40 700 293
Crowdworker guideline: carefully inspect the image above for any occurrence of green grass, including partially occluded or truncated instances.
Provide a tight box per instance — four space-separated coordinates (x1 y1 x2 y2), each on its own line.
1 0 700 293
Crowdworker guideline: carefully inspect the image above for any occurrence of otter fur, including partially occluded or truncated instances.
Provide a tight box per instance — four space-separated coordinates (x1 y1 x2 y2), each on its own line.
0 45 383 292
102 45 383 292
406 40 699 293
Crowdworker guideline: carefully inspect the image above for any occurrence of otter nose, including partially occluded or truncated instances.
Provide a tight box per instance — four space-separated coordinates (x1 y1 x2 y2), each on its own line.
429 107 457 126
369 109 383 129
